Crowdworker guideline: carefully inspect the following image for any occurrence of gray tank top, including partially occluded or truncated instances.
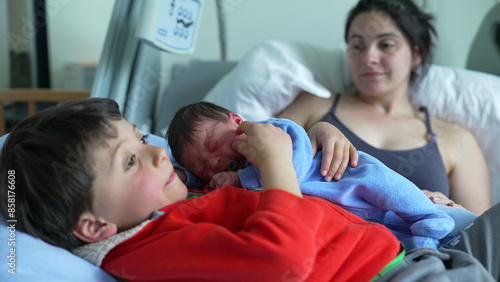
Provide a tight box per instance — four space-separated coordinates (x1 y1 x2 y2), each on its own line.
321 94 450 196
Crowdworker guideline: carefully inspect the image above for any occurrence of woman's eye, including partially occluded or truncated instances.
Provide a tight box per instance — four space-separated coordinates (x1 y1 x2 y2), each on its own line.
348 43 363 53
140 134 149 144
127 155 136 169
381 42 395 50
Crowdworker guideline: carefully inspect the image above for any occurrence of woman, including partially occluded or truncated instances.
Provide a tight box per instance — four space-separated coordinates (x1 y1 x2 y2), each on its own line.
279 0 491 215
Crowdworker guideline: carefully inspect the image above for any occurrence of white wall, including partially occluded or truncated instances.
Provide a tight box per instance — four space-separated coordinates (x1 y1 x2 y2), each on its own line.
197 0 497 67
157 0 360 89
45 0 497 89
223 0 358 59
160 0 497 79
46 0 115 88
424 0 497 68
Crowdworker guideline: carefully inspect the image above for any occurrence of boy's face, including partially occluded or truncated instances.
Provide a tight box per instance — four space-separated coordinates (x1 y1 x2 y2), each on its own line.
91 118 188 231
180 113 247 182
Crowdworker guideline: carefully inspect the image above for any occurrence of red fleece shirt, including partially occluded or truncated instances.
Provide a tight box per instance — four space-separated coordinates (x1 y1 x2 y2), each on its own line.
102 186 400 281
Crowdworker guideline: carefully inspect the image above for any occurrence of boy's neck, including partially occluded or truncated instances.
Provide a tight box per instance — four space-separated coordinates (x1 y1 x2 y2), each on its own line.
159 200 188 214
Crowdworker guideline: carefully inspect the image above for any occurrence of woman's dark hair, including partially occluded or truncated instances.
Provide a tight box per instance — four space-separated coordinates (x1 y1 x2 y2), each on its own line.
167 101 231 164
345 0 437 82
0 98 122 250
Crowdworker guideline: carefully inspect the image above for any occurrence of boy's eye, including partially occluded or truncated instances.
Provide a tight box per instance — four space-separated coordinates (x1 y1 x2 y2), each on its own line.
141 134 149 144
127 155 136 169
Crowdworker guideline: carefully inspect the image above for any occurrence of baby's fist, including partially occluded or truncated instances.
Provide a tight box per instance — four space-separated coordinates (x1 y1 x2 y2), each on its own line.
210 171 241 189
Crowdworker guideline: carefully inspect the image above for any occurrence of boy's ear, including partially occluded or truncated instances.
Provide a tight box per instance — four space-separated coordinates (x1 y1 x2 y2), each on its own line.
73 211 118 243
228 113 243 125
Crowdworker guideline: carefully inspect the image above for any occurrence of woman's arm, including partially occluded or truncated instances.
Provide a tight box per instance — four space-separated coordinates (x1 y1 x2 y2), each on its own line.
444 124 491 215
278 92 333 130
279 92 358 181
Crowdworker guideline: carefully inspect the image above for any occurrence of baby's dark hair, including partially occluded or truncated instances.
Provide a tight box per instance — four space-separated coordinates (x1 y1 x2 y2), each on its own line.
345 0 437 83
167 101 232 164
0 98 122 250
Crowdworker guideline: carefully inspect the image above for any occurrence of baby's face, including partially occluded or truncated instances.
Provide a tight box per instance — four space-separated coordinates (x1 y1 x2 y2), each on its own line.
180 115 247 182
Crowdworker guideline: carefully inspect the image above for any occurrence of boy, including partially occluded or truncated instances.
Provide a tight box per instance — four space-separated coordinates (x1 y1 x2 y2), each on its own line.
167 102 473 250
0 98 399 281
0 98 495 281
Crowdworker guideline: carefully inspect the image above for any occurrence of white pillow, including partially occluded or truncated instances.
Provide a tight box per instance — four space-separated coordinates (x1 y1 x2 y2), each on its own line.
410 66 500 205
0 216 116 281
204 40 351 120
204 40 500 205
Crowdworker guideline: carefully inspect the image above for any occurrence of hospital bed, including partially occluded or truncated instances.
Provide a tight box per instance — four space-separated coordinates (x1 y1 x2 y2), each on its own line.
1 0 500 278
1 39 499 281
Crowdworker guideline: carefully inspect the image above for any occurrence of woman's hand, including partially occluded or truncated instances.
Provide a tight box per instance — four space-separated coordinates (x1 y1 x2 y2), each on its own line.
422 190 465 209
307 122 358 182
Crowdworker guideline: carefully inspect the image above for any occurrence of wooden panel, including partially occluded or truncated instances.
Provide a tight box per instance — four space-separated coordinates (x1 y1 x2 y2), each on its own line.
0 89 90 136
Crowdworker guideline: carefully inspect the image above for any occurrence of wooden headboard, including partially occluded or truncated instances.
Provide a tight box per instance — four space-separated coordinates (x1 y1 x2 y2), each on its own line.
0 89 90 136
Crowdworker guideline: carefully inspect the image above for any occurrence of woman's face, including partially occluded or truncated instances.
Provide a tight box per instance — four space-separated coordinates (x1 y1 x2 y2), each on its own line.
346 11 421 98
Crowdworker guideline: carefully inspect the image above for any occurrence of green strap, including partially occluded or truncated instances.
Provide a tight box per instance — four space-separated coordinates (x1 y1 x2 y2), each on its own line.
370 246 406 281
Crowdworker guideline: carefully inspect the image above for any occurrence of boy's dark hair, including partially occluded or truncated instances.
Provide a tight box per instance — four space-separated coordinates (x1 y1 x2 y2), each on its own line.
167 101 232 164
345 0 437 83
0 98 122 250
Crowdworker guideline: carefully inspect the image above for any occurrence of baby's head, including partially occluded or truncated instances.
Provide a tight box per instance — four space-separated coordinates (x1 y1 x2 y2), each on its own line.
0 98 187 250
167 102 247 182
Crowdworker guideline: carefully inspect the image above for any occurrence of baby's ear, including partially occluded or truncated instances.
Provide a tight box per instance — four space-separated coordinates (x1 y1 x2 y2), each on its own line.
73 211 117 243
228 113 243 125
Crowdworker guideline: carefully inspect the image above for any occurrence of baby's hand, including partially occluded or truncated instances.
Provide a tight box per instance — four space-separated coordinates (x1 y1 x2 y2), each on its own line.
423 190 466 210
210 171 241 189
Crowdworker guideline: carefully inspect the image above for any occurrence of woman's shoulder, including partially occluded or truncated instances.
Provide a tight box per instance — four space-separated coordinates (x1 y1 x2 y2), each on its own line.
279 92 335 130
431 117 480 162
431 117 476 141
